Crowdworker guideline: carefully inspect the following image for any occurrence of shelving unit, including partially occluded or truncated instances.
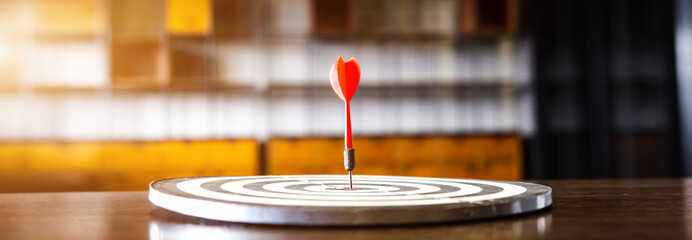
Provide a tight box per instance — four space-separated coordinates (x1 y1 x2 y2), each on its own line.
166 0 211 35
110 0 167 89
0 0 18 91
0 0 523 92
169 36 212 90
0 36 16 91
313 0 354 38
459 0 517 36
32 0 106 38
18 0 107 90
266 135 522 180
266 0 311 39
0 0 531 191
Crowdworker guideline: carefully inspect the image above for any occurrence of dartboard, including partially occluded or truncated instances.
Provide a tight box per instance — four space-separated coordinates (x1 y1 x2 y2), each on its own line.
149 175 552 226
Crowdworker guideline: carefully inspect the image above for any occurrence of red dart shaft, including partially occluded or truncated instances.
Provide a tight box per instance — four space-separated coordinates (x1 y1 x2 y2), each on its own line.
345 101 354 190
345 101 353 149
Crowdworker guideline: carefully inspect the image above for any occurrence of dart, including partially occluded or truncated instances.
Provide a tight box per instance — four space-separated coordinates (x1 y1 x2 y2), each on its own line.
329 57 361 190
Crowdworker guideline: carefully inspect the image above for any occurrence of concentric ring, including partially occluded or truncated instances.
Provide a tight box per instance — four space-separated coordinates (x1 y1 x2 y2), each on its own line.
149 175 552 225
180 176 502 206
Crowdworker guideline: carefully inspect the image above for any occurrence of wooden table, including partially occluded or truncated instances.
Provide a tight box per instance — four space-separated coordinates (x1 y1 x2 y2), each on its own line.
0 178 690 239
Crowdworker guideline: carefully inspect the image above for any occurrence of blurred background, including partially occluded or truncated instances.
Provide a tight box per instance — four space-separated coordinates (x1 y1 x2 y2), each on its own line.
0 0 689 192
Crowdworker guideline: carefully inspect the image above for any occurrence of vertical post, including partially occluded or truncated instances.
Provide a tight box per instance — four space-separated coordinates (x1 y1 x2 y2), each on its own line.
675 0 692 176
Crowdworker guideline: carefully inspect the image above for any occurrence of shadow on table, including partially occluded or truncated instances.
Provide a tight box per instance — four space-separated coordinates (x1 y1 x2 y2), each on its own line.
148 207 552 240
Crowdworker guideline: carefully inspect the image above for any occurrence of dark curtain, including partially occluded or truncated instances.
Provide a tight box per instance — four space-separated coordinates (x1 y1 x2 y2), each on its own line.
526 0 682 178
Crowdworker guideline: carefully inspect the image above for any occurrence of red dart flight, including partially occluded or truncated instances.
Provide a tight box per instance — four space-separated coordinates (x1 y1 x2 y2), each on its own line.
329 57 361 189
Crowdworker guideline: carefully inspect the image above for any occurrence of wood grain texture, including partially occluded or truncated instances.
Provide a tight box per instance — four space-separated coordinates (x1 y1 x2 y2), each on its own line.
0 179 690 239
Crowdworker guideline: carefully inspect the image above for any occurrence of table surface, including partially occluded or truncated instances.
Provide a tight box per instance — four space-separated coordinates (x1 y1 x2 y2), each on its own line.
0 178 691 240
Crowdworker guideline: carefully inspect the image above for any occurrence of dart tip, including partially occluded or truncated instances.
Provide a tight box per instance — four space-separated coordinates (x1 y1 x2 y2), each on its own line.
349 171 353 190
